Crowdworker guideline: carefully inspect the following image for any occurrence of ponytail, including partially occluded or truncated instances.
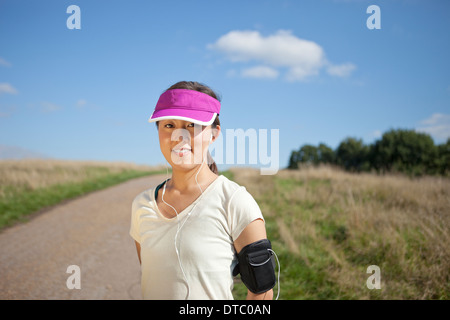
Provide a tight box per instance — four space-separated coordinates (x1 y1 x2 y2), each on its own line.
208 115 221 175
207 151 219 175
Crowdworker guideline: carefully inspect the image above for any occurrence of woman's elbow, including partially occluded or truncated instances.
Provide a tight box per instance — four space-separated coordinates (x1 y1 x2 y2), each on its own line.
246 289 273 300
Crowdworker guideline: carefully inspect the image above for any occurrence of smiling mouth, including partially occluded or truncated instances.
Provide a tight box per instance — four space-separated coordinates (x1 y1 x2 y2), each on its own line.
172 148 192 157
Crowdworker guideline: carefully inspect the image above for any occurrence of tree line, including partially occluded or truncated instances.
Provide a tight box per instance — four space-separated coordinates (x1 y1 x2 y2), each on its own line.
288 129 450 176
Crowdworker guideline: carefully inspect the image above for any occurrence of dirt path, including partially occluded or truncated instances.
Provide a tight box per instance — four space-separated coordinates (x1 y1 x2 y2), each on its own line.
0 174 166 300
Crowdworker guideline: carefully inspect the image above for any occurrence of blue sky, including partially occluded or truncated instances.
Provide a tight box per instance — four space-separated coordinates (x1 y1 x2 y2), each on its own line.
0 0 449 171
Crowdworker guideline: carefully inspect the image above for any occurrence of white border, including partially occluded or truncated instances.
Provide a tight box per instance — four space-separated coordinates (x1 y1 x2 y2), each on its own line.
148 113 217 126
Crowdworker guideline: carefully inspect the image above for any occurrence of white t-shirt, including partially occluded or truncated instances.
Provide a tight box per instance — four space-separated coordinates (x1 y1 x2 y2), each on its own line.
129 175 264 300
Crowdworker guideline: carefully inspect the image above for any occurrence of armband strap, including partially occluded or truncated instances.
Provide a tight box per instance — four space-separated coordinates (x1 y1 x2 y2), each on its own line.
232 239 276 294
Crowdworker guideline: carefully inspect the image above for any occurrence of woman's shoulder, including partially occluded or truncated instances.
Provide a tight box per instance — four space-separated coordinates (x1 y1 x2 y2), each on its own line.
216 174 256 202
216 174 243 194
132 180 166 209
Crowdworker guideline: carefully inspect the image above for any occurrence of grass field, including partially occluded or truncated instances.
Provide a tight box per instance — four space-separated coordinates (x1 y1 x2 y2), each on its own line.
1 160 448 299
0 159 163 229
229 166 449 300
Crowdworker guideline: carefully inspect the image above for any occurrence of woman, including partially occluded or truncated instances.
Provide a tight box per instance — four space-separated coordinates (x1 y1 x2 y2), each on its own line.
130 81 275 300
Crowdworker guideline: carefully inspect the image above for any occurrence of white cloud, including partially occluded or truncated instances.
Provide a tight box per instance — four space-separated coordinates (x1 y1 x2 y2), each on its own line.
416 113 450 141
208 29 355 81
226 69 237 78
75 99 100 110
327 63 356 77
0 105 16 118
40 101 62 113
0 57 12 67
0 83 18 95
76 99 87 108
371 130 382 139
241 65 279 79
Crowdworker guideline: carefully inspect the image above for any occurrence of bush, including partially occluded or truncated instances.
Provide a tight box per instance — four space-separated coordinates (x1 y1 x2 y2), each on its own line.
288 129 448 176
371 129 437 175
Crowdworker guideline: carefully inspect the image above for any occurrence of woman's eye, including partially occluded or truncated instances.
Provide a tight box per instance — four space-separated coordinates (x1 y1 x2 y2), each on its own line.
164 123 174 128
187 123 195 127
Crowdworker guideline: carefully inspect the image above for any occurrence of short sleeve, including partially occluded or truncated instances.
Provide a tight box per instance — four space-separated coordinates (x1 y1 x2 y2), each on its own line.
227 186 264 241
129 196 141 243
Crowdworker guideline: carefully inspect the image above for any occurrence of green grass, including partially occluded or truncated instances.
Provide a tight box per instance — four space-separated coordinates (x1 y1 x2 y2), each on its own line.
3 164 447 299
230 167 450 300
0 167 162 229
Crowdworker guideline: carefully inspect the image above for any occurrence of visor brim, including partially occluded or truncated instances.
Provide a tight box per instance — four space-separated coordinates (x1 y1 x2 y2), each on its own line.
149 110 217 126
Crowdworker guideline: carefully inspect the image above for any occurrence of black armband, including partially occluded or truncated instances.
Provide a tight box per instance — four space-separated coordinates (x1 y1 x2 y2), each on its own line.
232 239 276 294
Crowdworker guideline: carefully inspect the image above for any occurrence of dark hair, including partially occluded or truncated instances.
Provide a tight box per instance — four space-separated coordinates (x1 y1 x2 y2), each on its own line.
160 81 221 175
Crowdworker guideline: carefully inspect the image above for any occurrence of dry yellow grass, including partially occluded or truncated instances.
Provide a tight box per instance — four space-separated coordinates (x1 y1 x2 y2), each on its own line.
230 165 450 299
0 159 159 195
0 159 163 228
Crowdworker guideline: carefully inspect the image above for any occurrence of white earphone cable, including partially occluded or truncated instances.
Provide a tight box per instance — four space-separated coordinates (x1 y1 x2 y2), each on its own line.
268 248 281 300
161 138 209 300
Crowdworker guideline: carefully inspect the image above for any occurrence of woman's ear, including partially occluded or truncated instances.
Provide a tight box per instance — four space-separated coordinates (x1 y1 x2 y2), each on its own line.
211 125 221 142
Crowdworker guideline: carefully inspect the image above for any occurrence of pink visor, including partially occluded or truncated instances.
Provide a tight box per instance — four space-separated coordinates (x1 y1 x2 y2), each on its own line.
148 89 220 126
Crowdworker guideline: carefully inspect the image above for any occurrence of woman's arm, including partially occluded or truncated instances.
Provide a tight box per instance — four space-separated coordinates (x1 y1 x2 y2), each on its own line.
134 241 141 265
233 219 273 300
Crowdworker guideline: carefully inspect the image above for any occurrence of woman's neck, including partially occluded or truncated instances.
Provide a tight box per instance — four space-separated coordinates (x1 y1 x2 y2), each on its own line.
168 164 217 194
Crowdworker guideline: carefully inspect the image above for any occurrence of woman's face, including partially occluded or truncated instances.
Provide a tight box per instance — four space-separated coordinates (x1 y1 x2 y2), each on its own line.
158 119 213 170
